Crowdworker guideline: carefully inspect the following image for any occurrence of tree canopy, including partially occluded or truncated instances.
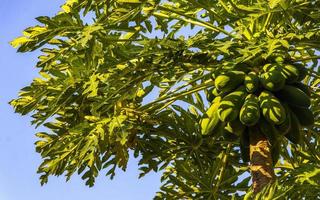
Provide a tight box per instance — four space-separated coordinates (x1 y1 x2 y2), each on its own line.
10 0 320 199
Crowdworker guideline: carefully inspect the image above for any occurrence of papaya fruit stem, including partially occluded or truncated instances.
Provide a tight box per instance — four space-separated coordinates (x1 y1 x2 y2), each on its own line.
249 128 276 193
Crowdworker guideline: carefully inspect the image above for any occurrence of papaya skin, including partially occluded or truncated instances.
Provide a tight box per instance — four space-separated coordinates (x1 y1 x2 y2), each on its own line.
260 70 285 92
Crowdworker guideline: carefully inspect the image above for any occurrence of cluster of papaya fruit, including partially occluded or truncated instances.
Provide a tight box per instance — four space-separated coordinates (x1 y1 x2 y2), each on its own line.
202 57 314 163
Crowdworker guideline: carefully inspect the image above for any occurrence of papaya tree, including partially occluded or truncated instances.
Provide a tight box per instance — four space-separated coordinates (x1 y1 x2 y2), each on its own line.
10 0 320 199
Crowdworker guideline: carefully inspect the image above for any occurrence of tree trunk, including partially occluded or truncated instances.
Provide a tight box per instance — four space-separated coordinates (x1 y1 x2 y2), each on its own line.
249 128 276 193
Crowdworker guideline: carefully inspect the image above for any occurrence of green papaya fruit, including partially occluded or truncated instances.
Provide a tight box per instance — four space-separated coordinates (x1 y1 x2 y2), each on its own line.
259 91 286 125
212 88 229 98
280 64 300 83
258 117 279 145
200 97 221 135
239 129 250 163
239 94 260 126
289 105 314 127
218 86 247 122
275 56 285 64
285 111 301 144
212 88 220 97
260 70 285 91
275 104 291 135
214 71 245 93
292 82 311 97
244 72 260 93
275 85 311 107
215 74 230 90
263 63 278 72
225 118 246 136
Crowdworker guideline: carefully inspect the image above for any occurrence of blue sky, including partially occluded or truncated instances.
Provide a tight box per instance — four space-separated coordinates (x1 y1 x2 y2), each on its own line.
0 1 162 199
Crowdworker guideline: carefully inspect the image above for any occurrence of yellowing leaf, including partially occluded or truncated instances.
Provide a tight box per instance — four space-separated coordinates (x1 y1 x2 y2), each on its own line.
61 5 72 13
116 0 141 3
119 26 141 43
61 0 78 13
116 64 127 70
66 0 78 5
136 88 145 97
85 116 100 122
269 0 282 9
10 37 33 48
279 39 289 49
79 25 103 46
23 26 47 37
83 74 100 98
